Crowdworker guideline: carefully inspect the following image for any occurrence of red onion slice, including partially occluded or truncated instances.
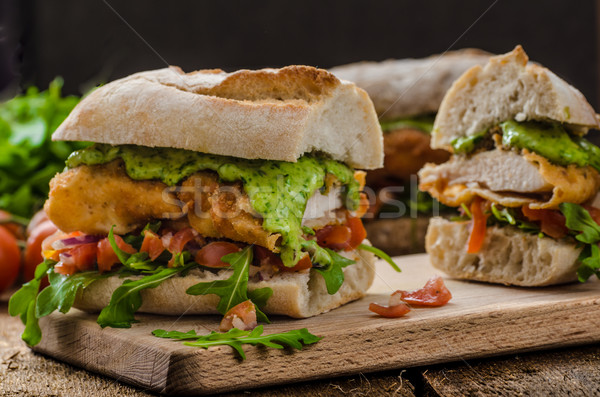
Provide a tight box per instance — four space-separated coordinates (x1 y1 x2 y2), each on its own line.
52 234 102 250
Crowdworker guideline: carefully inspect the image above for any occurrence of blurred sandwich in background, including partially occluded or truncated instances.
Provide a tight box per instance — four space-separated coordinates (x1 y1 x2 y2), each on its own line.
331 49 491 255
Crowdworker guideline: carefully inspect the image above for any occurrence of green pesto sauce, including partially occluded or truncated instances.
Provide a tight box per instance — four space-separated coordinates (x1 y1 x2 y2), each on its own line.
451 131 485 154
380 114 435 133
66 144 360 267
500 120 600 171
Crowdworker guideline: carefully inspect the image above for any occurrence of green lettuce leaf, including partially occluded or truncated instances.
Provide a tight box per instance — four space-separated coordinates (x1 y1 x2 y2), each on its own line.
152 325 322 360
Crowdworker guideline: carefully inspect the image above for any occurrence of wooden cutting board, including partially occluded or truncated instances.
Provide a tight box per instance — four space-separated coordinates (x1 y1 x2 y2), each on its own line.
32 254 600 395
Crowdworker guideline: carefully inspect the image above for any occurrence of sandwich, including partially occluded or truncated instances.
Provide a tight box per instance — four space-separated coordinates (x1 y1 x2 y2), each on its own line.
10 65 390 344
419 46 600 286
330 50 490 255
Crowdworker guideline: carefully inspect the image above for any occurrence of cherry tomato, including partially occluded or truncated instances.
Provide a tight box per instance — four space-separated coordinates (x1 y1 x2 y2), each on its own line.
195 242 240 268
0 210 25 241
24 219 58 281
0 226 22 292
315 214 366 251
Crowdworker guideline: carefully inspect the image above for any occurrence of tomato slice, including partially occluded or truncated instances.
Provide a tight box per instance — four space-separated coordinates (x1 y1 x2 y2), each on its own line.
368 302 411 318
467 197 488 254
219 300 258 331
24 220 58 281
522 205 568 239
96 235 136 273
394 276 452 307
584 205 600 226
195 242 240 268
140 230 165 261
0 226 21 293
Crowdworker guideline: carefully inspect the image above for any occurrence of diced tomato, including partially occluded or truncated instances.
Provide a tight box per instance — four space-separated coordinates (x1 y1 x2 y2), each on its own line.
368 302 411 318
394 276 452 307
55 243 97 275
168 228 197 253
467 197 488 254
315 213 366 251
253 245 312 272
195 242 240 268
140 230 165 261
24 220 58 282
219 300 258 331
522 205 568 239
316 225 351 250
354 192 370 218
96 235 136 273
346 215 367 249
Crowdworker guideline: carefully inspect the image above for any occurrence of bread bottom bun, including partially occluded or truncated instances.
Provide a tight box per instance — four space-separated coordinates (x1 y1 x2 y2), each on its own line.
74 245 376 318
425 217 581 286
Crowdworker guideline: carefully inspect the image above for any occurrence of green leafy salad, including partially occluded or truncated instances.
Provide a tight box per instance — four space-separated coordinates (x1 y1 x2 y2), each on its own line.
0 79 85 217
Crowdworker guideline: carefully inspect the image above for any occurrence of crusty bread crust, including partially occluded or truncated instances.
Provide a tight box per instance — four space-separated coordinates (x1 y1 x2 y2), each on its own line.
432 46 600 151
425 217 581 286
73 245 376 318
53 66 383 169
329 49 491 120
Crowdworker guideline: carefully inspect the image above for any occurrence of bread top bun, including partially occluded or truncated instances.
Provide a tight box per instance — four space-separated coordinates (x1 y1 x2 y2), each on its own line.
329 49 491 121
432 45 600 152
53 65 383 170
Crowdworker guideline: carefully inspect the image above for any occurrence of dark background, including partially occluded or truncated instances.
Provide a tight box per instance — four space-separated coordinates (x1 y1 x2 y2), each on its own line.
1 0 599 108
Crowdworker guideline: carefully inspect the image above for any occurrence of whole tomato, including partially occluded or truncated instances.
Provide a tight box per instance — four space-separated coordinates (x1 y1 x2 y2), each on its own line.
0 225 21 293
0 210 25 241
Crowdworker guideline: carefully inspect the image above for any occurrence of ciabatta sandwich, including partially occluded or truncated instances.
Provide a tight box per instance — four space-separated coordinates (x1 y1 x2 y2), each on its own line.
419 46 600 286
331 50 490 254
10 65 391 345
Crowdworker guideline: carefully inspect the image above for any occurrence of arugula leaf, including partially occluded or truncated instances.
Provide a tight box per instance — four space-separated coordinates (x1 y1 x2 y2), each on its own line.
36 270 109 317
108 225 132 264
357 243 400 272
559 202 600 244
577 244 600 282
8 260 54 345
300 240 356 294
152 325 322 360
97 263 195 328
248 287 273 309
186 246 271 323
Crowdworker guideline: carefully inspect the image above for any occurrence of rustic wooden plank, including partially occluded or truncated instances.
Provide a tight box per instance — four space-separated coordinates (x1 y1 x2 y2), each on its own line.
421 345 600 396
31 254 600 395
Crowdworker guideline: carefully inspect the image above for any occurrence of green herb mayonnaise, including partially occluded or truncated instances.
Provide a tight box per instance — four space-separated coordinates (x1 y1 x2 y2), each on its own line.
500 120 600 172
66 144 360 267
380 114 435 133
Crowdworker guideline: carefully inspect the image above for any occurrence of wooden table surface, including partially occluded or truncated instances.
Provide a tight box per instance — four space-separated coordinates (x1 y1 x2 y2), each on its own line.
2 277 600 396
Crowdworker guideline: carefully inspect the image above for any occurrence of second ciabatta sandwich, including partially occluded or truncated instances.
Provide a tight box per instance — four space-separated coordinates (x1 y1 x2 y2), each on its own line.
11 65 392 345
331 50 490 255
419 46 600 286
